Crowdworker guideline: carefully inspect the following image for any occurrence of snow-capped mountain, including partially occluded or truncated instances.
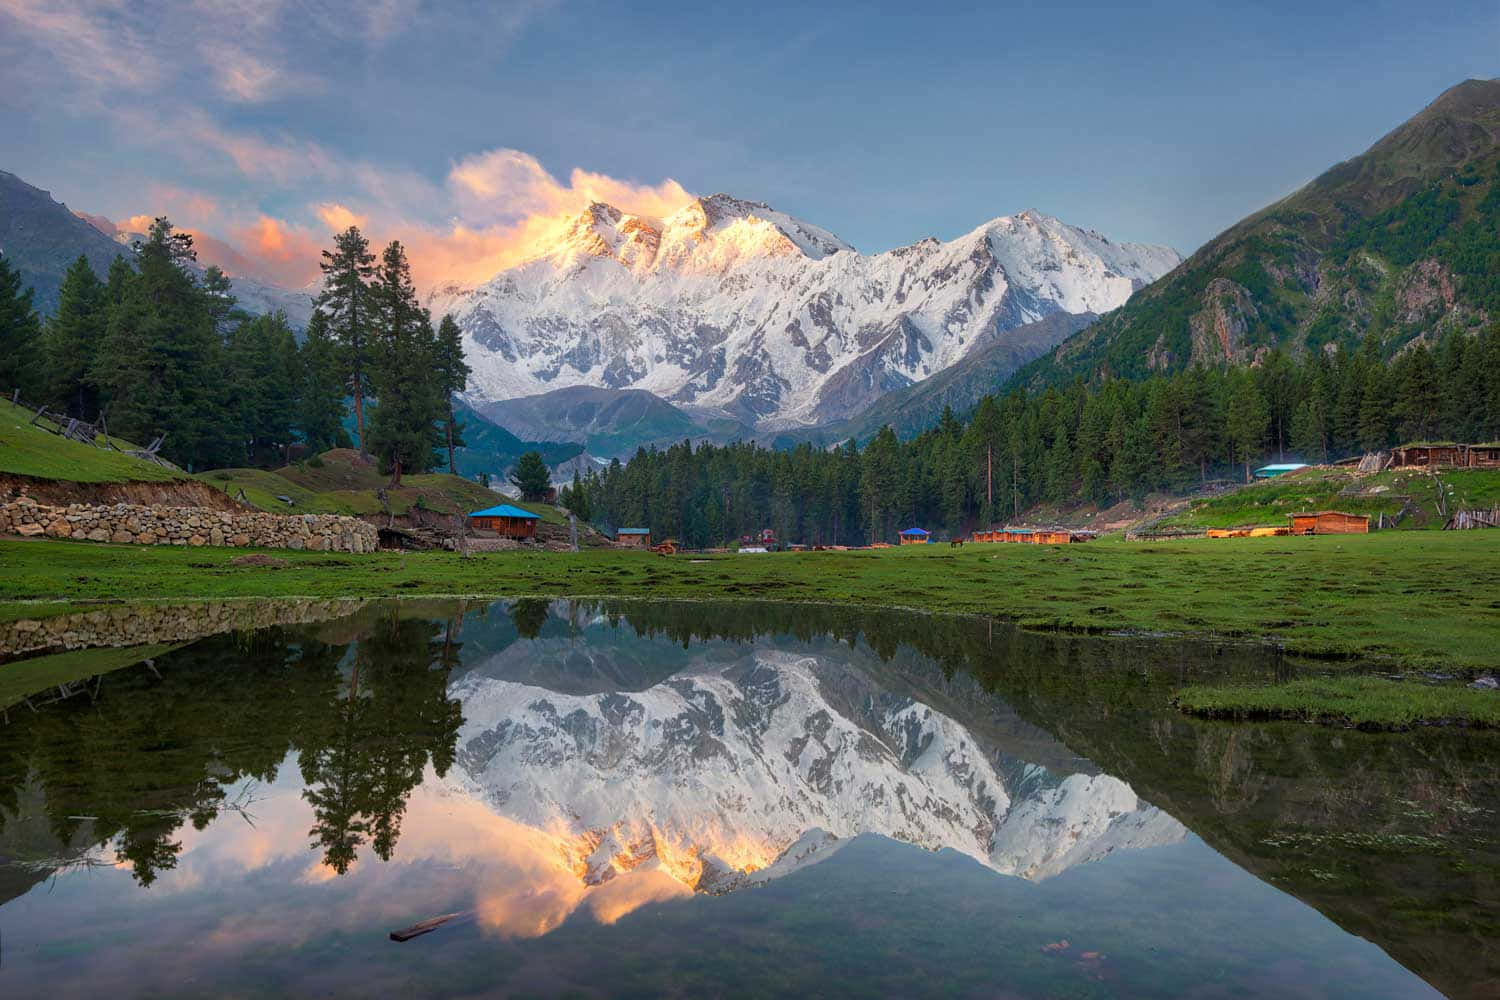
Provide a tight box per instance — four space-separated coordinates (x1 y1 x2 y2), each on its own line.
448 647 1185 895
445 194 1181 430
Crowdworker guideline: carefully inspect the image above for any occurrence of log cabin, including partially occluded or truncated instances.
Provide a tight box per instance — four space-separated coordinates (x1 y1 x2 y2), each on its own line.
467 503 540 539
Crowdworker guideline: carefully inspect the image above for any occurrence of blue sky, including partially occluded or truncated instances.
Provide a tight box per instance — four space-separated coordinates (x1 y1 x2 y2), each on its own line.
1 0 1496 287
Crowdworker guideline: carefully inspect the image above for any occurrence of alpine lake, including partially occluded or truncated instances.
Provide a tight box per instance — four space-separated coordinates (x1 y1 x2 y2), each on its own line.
0 598 1494 999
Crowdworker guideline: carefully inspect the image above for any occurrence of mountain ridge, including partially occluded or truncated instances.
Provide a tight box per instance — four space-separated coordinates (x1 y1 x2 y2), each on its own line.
0 168 315 326
446 194 1180 433
1019 77 1500 387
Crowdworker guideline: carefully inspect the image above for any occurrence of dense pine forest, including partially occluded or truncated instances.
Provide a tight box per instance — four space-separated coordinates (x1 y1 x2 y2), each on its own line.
565 325 1500 547
0 219 468 480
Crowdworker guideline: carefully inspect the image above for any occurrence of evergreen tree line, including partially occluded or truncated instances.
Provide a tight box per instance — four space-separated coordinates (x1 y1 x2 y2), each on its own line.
566 325 1500 548
0 220 469 479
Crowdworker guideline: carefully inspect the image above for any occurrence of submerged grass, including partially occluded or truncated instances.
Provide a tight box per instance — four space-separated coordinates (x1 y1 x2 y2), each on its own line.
1175 676 1500 729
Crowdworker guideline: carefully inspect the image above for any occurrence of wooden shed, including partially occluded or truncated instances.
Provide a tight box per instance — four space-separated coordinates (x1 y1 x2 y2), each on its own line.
898 527 930 545
1465 444 1500 468
1289 511 1369 535
1394 444 1465 468
468 503 540 539
617 527 651 548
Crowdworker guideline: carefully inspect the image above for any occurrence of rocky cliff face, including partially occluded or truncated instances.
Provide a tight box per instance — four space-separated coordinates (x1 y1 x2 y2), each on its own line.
442 195 1180 430
448 647 1185 895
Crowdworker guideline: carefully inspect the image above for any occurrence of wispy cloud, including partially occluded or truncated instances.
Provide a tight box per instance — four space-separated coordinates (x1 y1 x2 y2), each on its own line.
13 0 694 293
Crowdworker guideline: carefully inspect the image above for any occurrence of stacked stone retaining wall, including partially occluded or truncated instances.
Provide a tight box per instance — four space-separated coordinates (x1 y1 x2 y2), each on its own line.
0 598 373 661
0 498 378 552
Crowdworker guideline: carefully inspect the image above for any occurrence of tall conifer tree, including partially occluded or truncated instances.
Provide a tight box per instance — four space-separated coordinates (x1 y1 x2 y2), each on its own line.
0 255 42 397
316 227 376 456
366 241 443 484
434 313 471 475
40 255 106 416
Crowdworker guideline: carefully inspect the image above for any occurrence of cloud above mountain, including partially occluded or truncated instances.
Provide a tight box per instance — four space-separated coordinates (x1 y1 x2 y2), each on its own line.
3 0 678 292
92 145 696 292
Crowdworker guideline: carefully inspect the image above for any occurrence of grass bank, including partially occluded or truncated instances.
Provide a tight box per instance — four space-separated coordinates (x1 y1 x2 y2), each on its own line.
1174 676 1500 729
1154 466 1500 531
193 448 519 518
0 398 181 483
2 530 1498 673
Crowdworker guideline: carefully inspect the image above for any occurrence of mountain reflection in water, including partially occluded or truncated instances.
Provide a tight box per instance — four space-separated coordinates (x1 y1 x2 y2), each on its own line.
0 598 1487 998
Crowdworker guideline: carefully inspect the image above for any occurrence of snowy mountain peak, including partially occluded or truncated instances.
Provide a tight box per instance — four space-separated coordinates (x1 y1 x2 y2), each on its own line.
448 649 1186 898
451 197 1180 434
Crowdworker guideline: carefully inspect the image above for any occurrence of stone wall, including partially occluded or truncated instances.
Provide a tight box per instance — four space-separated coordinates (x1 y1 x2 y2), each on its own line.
0 498 378 552
1 598 373 661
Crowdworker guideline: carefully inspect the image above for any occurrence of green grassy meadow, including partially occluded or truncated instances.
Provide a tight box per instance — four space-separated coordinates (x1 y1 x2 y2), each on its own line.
3 530 1498 675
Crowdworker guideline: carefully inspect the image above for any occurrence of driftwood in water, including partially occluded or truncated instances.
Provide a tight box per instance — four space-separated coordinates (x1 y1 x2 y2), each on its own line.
389 909 476 942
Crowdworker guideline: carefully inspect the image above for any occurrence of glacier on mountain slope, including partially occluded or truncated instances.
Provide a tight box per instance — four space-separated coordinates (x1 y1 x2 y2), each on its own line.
446 649 1185 897
443 194 1181 430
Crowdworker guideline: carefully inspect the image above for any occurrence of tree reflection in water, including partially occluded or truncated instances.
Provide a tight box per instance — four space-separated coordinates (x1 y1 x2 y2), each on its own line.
0 608 467 886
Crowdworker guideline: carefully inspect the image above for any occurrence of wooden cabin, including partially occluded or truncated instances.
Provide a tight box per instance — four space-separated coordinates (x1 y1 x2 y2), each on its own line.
617 527 651 548
1393 444 1465 468
898 528 930 545
1465 444 1500 468
1289 511 1369 535
468 503 540 539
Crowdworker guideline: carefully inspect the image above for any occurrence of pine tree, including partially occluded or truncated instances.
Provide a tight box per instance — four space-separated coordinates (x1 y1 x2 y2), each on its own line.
510 450 551 500
92 218 227 469
39 255 106 416
0 254 42 397
434 313 470 474
316 227 376 456
366 241 443 484
1225 374 1269 482
226 311 299 466
298 309 349 452
1290 397 1328 462
1394 342 1441 442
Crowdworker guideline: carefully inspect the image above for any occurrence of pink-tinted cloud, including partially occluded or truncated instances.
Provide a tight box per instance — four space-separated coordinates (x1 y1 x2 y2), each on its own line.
231 216 326 286
314 202 369 232
449 148 694 225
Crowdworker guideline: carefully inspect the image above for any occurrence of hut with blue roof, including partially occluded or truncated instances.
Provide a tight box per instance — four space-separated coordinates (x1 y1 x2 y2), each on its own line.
898 527 930 545
468 503 541 539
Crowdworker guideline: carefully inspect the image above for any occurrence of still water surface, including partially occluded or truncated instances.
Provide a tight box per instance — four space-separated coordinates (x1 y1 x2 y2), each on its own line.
0 599 1494 998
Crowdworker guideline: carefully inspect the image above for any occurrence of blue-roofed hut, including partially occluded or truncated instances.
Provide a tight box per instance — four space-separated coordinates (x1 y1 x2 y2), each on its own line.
898 527 930 546
469 503 541 539
617 527 652 548
1253 463 1309 479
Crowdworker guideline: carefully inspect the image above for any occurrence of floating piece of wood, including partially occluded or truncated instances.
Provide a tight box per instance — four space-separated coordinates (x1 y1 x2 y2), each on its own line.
389 910 475 942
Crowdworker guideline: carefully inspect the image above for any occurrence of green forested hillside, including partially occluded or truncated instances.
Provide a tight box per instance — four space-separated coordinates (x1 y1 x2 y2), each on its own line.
1022 78 1500 386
